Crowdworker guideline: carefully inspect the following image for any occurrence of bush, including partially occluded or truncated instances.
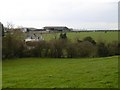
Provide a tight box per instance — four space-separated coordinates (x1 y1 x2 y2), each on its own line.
59 33 67 39
107 41 120 56
32 41 47 57
83 36 96 45
13 41 26 58
97 42 109 57
66 42 77 58
24 41 48 57
76 41 97 57
2 34 26 59
48 39 64 58
65 41 97 58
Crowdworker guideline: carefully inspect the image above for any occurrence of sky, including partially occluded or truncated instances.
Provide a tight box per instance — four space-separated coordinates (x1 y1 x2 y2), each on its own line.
0 0 119 30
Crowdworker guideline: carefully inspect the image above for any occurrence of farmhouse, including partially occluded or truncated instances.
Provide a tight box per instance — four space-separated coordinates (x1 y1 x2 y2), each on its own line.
29 29 46 34
25 28 45 42
43 26 71 32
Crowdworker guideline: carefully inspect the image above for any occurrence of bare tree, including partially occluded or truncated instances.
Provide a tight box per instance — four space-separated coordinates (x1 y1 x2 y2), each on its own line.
7 22 14 30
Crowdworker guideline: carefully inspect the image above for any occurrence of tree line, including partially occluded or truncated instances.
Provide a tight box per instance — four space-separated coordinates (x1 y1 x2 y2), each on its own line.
2 33 120 59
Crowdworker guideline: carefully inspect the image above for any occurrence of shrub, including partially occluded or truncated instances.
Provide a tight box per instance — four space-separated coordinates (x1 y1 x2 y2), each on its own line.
48 39 64 58
83 36 96 45
2 34 26 59
13 41 26 58
66 42 77 58
2 34 16 59
97 42 109 57
25 41 48 57
76 41 97 57
59 33 67 39
107 41 120 56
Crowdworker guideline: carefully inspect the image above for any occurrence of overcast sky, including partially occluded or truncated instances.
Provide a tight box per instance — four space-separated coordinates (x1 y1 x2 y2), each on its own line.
0 0 119 30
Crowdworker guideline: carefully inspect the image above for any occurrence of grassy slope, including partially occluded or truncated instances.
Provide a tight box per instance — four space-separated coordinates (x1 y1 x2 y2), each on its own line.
3 56 118 88
42 31 119 43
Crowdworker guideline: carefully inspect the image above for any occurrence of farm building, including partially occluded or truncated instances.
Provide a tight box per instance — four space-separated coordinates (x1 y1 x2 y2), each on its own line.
21 28 43 33
43 26 71 32
25 28 45 42
22 28 47 34
29 29 46 34
25 33 44 42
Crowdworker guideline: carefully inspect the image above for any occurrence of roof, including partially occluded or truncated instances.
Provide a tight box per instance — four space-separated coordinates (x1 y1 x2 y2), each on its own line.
43 26 69 30
44 26 67 28
44 26 68 28
34 29 45 31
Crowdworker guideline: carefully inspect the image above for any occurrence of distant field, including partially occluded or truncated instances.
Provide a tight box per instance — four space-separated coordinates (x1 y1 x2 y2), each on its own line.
3 56 118 88
42 31 119 43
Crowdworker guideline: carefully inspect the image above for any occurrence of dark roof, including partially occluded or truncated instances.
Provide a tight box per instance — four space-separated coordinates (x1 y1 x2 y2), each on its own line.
43 26 69 30
34 29 45 31
44 26 68 29
44 26 67 28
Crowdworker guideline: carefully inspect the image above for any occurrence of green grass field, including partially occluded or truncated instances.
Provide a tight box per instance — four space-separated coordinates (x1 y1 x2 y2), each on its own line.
42 31 119 43
3 56 118 88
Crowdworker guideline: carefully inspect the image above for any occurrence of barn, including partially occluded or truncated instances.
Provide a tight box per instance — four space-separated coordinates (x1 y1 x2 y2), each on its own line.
43 26 71 32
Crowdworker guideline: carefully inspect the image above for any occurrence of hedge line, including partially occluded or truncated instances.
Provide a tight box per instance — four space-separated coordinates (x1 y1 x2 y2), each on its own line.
2 34 120 59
